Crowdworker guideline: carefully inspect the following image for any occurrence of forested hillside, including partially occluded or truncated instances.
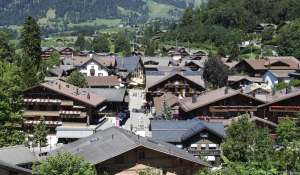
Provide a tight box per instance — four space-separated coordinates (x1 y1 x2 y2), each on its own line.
163 0 300 58
0 0 208 27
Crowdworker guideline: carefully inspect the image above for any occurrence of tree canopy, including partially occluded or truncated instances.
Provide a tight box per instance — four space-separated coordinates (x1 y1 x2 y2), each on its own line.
92 34 110 53
114 32 131 56
203 57 229 88
66 71 87 88
33 152 97 175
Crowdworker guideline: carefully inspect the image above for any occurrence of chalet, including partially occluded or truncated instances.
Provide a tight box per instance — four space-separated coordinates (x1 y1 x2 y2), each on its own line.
51 127 209 175
41 47 58 59
228 75 263 89
179 87 265 122
146 72 205 101
71 55 116 77
116 56 145 86
233 56 300 77
263 69 295 88
41 47 75 59
57 47 74 56
256 88 300 124
150 119 225 166
23 80 106 131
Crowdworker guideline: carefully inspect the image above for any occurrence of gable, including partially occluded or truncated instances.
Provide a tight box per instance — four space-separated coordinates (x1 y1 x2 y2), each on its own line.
266 60 290 67
148 73 205 91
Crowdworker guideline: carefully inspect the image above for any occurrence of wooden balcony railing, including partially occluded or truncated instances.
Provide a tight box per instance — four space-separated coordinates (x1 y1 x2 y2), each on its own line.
24 98 61 104
24 120 62 126
210 106 257 112
188 149 221 156
269 106 300 112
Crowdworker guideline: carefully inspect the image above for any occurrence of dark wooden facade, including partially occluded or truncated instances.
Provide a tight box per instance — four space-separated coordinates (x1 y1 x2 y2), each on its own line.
256 94 300 124
181 94 264 119
147 74 205 100
23 86 101 131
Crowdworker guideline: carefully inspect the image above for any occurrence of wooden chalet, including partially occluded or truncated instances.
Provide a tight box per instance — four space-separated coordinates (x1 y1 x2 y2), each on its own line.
51 127 210 175
179 87 265 122
41 47 58 59
146 72 205 99
233 56 300 77
23 80 106 131
256 89 300 124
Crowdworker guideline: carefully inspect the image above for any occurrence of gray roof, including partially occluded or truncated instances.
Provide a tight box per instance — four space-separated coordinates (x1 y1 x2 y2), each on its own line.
0 160 32 174
82 88 126 102
51 127 210 167
142 57 171 67
151 119 225 143
0 145 36 165
116 56 141 72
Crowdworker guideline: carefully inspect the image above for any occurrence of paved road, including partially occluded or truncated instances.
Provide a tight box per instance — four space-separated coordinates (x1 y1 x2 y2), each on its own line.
123 89 152 137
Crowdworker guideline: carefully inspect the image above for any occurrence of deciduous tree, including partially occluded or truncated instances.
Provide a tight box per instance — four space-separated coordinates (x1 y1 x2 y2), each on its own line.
33 152 96 175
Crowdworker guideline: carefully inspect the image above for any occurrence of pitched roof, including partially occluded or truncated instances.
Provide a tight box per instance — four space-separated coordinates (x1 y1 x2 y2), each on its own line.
0 160 32 174
241 57 300 70
146 72 205 90
85 76 120 87
0 145 36 165
180 87 265 112
51 127 210 167
64 55 116 67
39 80 106 107
154 93 179 115
82 88 126 102
267 69 295 78
151 119 225 143
228 75 263 83
259 88 300 107
116 56 141 72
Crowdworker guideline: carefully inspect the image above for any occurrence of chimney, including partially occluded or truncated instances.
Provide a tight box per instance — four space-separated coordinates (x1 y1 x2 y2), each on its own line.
192 95 197 103
58 84 61 89
76 88 79 95
87 93 90 99
225 86 229 94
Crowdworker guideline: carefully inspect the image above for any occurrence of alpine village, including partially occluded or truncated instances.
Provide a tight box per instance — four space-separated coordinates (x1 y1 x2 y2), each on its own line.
0 1 300 175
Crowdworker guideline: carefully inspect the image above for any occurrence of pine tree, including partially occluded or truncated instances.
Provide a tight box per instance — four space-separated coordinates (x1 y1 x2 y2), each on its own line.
19 16 43 87
20 16 42 69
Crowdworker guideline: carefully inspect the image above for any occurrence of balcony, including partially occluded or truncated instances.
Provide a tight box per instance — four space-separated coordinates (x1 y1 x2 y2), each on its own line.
24 98 61 104
269 106 300 112
23 111 60 117
209 106 257 112
24 120 62 126
188 149 221 156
